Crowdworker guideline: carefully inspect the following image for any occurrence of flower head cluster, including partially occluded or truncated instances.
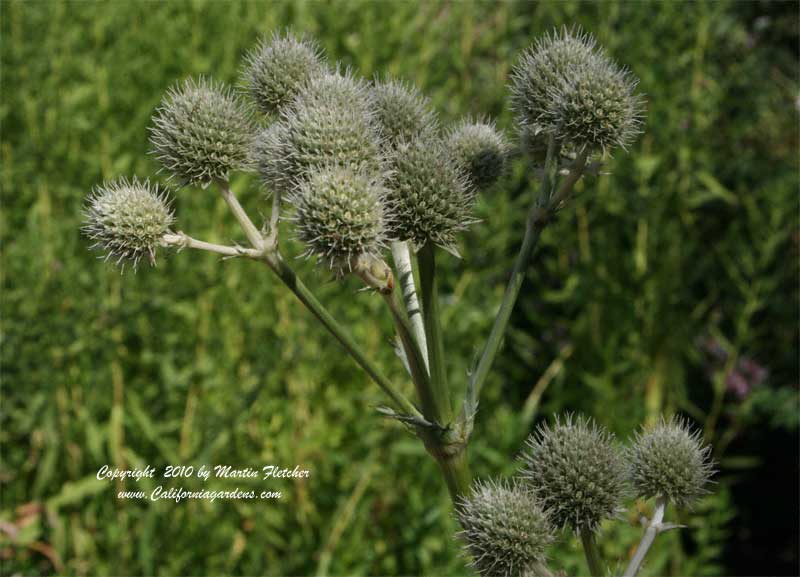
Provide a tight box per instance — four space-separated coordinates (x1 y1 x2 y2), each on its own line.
628 417 714 508
82 177 174 270
288 165 389 272
242 31 326 115
456 479 554 577
370 77 437 148
447 119 509 191
150 77 254 186
510 27 643 153
521 415 627 532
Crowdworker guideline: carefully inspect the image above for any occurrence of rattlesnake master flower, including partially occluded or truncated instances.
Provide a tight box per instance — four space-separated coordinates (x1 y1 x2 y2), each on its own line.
370 77 437 148
544 59 644 153
447 119 509 191
253 122 291 196
628 417 714 508
288 164 388 272
510 28 600 134
82 177 174 270
280 71 383 182
521 415 627 532
456 479 554 577
242 32 326 115
386 137 475 251
150 77 254 187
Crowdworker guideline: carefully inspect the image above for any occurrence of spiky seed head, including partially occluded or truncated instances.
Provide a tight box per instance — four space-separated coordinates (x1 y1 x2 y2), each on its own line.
288 164 388 272
544 59 644 153
281 71 384 182
456 479 554 577
510 27 601 134
386 137 475 251
521 414 628 532
82 177 174 270
447 119 509 191
242 32 326 115
628 417 714 509
253 122 291 196
370 77 437 148
150 77 254 187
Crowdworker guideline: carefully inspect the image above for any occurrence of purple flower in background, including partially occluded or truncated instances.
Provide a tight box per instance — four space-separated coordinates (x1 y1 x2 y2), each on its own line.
725 356 769 400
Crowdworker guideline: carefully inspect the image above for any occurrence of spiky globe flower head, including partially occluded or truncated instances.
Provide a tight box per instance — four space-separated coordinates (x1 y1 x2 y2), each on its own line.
628 417 714 509
543 58 644 153
150 77 254 187
386 137 475 251
447 119 509 191
252 122 291 196
242 31 326 115
521 414 628 532
456 479 554 577
370 77 437 148
82 177 174 270
280 71 383 182
288 164 388 272
510 27 601 134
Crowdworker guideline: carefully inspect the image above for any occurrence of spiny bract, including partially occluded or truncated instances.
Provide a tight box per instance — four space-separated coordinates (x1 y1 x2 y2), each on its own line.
386 136 475 251
447 119 509 191
510 27 600 134
370 77 437 148
242 32 326 115
521 414 628 532
82 177 174 270
150 77 254 187
280 71 383 183
288 164 388 272
628 417 714 508
457 479 554 577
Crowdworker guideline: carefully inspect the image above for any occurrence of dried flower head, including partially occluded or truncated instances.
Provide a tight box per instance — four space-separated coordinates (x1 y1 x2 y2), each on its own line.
447 119 509 191
242 32 326 115
521 414 628 532
370 77 437 148
83 177 174 270
628 417 714 509
456 479 554 577
386 136 475 251
288 164 388 272
150 77 254 187
281 71 383 183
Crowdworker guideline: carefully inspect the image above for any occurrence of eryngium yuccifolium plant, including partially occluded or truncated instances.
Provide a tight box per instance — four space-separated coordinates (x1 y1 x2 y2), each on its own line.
370 78 437 149
521 415 627 532
289 164 388 271
510 28 600 134
150 77 254 187
253 121 291 195
447 119 509 191
82 177 174 270
280 71 383 181
242 32 326 115
628 417 714 508
456 479 554 577
543 58 644 153
386 137 475 251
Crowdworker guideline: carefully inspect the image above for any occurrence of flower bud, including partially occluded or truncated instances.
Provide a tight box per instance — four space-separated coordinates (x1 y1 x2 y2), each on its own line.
281 71 383 183
242 32 326 115
447 119 509 191
370 77 437 148
456 479 554 577
521 414 627 532
386 136 475 251
288 164 388 273
150 77 254 187
82 177 174 270
628 417 714 508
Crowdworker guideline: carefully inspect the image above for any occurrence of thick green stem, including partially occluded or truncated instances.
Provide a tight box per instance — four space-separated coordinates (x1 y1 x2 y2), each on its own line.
580 526 604 577
434 448 472 503
417 242 452 424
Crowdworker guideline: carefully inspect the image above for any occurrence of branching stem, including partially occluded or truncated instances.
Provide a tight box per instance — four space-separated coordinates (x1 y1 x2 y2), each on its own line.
161 232 261 258
622 497 668 577
391 241 428 370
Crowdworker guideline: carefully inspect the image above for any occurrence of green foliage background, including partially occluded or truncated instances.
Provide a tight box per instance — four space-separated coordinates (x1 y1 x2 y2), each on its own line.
1 1 797 575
